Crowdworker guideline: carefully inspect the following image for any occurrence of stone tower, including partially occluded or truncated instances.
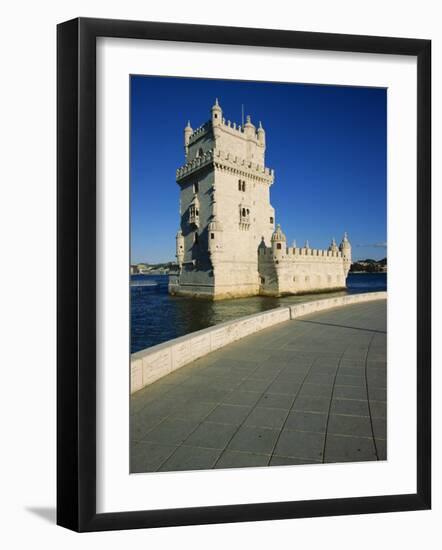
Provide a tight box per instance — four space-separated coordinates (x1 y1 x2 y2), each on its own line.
169 99 275 299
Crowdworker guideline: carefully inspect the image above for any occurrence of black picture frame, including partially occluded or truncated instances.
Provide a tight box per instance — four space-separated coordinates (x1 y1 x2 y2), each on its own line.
57 17 431 532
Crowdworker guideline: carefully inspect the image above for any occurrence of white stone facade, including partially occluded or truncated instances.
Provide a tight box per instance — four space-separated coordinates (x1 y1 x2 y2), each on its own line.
168 100 351 299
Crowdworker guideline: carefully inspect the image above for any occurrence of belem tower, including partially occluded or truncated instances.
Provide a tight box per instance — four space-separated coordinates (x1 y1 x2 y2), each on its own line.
169 99 352 300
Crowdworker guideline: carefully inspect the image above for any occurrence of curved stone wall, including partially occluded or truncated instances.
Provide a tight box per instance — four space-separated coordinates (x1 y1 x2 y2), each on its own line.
131 291 387 394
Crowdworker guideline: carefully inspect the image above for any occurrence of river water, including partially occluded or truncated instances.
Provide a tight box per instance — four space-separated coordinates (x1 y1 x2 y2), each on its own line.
130 272 387 353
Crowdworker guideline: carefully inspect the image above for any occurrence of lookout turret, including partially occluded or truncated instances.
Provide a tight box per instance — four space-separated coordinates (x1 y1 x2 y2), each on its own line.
211 98 222 126
339 232 352 272
329 237 338 254
257 121 266 148
184 120 193 158
271 224 287 260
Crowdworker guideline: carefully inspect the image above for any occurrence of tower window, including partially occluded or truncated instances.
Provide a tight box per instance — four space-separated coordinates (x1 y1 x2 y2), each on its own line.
194 232 199 244
193 182 199 193
242 181 246 192
277 243 282 250
238 180 242 191
270 216 274 224
210 233 215 239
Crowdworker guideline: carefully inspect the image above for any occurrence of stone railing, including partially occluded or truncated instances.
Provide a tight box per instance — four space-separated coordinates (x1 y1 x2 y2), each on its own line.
131 291 387 394
288 291 386 319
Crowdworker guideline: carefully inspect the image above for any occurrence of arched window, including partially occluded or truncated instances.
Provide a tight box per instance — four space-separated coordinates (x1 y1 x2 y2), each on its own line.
242 208 246 217
193 182 199 193
242 181 246 192
238 180 242 191
277 243 282 250
194 232 199 244
270 216 274 224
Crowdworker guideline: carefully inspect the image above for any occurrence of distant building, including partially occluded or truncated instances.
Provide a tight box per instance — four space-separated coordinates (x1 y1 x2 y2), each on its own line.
136 263 150 274
169 100 351 299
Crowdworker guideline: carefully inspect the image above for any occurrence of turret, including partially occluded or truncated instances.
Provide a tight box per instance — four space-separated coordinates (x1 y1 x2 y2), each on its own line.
257 120 266 148
211 98 222 127
271 224 287 260
244 114 255 138
329 237 338 254
339 232 352 272
176 230 184 267
184 120 193 158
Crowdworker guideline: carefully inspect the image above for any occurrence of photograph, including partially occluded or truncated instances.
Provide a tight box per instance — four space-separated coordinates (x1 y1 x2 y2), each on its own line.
129 75 387 473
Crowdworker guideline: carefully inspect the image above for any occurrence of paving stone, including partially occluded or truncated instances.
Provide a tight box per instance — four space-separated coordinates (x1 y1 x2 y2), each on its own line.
270 456 321 466
368 387 387 401
372 417 387 439
299 383 333 398
335 374 366 387
223 390 262 406
331 398 369 417
142 418 200 445
293 395 330 413
284 411 328 433
327 414 372 437
237 378 273 393
266 379 302 395
256 392 294 409
334 384 367 400
376 438 387 460
159 446 222 472
215 451 270 469
244 407 288 429
130 441 177 473
184 421 238 449
205 404 252 425
274 430 325 460
170 401 218 422
131 412 169 441
370 400 387 418
324 434 377 462
305 373 335 386
228 425 280 454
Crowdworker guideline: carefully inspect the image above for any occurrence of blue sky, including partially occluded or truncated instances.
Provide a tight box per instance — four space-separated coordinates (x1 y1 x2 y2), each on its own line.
131 75 386 263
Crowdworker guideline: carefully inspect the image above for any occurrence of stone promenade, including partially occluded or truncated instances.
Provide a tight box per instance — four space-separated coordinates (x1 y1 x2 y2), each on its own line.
130 300 386 473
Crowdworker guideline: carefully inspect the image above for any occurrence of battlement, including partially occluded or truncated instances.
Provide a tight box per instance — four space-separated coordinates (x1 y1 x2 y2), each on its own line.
188 122 211 144
176 148 274 184
259 245 344 260
188 117 264 146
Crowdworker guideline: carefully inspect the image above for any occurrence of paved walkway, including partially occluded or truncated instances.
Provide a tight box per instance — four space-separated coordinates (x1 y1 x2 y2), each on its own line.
130 300 387 473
